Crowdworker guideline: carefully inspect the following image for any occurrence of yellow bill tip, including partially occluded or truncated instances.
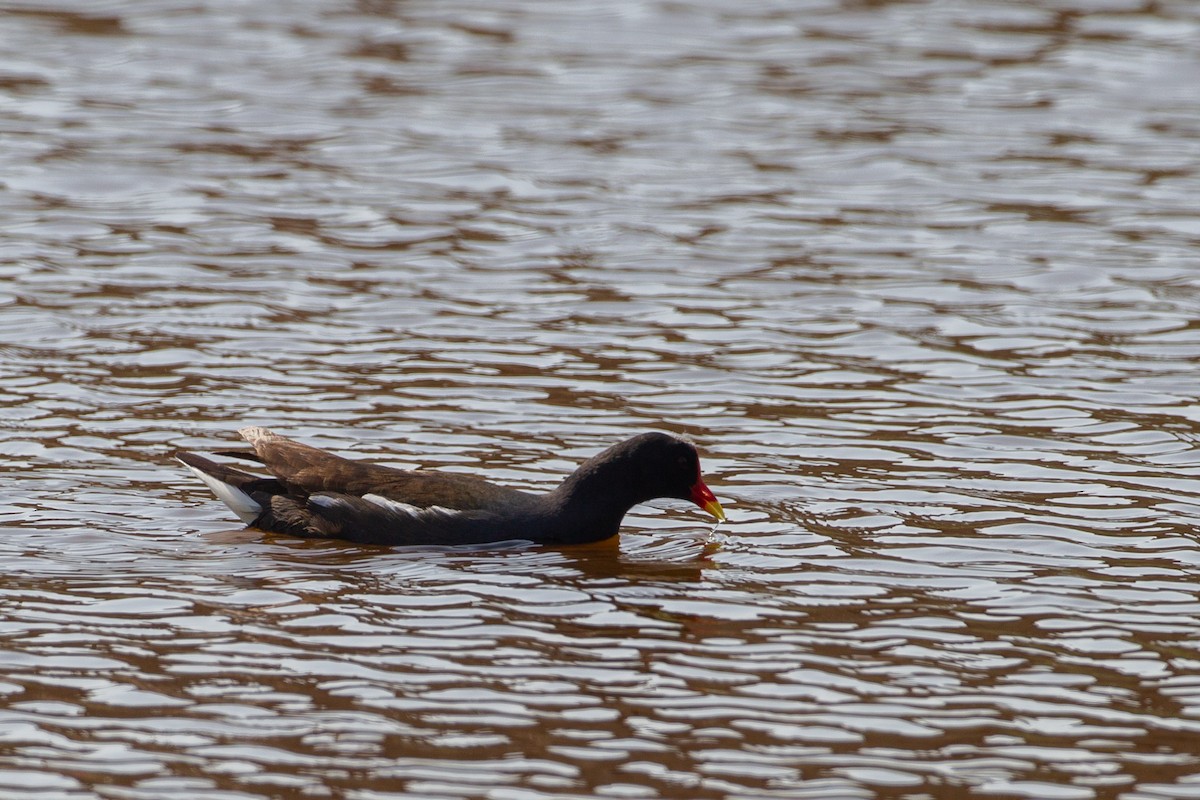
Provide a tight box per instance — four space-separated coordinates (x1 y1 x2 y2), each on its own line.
703 498 726 523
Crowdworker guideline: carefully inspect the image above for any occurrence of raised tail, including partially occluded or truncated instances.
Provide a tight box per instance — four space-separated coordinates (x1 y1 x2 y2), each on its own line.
176 452 268 525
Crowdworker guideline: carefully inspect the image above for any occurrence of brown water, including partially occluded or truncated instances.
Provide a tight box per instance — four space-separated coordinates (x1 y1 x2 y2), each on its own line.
3 1 1200 798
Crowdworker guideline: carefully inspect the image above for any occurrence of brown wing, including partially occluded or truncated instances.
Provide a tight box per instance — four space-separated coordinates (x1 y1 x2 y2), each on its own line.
238 426 536 512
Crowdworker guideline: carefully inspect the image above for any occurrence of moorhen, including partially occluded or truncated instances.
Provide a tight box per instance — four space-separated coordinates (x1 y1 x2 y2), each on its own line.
177 427 726 546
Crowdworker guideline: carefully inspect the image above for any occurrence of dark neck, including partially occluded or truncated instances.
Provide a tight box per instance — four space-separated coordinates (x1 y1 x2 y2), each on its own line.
542 453 641 544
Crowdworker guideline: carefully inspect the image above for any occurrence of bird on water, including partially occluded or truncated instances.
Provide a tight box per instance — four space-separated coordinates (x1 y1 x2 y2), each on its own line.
177 427 726 546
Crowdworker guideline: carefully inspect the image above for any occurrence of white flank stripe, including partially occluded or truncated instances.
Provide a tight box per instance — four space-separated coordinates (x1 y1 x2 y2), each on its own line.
362 494 461 521
309 495 348 510
179 459 261 524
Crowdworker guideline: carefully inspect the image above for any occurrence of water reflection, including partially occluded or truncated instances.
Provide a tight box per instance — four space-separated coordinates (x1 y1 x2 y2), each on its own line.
4 0 1200 797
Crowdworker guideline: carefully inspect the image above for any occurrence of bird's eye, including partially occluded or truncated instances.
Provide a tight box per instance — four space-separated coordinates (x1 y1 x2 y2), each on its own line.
677 456 688 470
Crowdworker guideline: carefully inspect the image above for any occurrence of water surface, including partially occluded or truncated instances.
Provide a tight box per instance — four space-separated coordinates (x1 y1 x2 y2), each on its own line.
3 1 1200 798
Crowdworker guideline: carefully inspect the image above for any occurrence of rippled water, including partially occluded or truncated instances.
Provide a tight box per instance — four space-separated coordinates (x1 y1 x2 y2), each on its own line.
3 0 1200 797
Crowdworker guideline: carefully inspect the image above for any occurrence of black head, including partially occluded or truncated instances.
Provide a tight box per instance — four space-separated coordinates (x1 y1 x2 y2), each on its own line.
618 432 699 499
619 432 725 520
553 432 726 529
